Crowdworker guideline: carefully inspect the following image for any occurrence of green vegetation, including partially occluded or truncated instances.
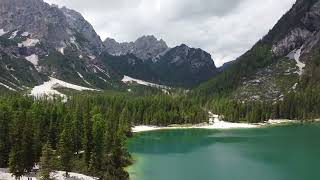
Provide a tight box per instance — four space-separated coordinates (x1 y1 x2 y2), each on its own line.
0 92 208 179
195 43 274 98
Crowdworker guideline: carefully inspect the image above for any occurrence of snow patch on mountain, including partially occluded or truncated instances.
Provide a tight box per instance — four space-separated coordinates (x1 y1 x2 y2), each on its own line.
98 76 107 82
0 82 16 91
9 30 18 39
294 47 305 75
18 38 40 47
3 78 23 90
77 72 92 86
0 29 6 36
31 77 98 99
89 55 96 60
122 75 168 89
70 36 80 50
9 73 20 82
287 47 306 75
21 32 30 37
25 54 39 67
57 47 65 55
93 65 110 78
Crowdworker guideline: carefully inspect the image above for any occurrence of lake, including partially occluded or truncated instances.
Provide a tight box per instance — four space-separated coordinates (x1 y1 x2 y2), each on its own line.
127 124 320 180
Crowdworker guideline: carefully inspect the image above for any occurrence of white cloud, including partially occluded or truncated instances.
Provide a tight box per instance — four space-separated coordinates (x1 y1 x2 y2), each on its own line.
44 0 295 66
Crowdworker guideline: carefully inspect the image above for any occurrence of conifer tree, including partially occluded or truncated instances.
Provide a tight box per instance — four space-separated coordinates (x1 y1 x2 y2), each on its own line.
39 143 54 180
89 113 105 175
0 105 11 167
71 106 83 155
9 146 25 179
58 115 73 177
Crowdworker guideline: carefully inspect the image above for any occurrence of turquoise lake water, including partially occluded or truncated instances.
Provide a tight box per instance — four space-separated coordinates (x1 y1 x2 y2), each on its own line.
127 124 320 180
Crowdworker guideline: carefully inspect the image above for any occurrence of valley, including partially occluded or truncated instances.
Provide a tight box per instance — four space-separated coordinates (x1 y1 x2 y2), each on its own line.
1 0 320 180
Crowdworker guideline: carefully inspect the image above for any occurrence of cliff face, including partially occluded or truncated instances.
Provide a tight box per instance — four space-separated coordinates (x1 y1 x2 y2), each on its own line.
102 39 217 87
0 0 116 91
104 35 169 61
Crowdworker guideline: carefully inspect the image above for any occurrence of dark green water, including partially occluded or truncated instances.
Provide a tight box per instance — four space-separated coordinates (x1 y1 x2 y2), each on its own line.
127 124 320 180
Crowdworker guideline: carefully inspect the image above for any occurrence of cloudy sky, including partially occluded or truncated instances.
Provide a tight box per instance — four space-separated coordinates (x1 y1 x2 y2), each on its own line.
44 0 295 66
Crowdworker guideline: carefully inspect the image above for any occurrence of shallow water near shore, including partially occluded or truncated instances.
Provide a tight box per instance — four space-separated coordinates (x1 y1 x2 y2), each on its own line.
127 123 320 180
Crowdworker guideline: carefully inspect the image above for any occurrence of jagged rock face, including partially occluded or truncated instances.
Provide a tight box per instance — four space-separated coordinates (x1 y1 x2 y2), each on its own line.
104 38 135 56
159 44 216 73
271 0 320 58
0 0 103 56
134 36 169 60
60 7 104 55
272 28 312 56
268 0 320 84
101 42 217 87
103 35 169 61
152 44 217 87
0 0 117 91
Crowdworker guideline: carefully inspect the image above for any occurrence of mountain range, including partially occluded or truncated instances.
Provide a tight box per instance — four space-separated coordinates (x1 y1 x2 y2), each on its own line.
0 0 218 94
1 0 320 102
103 37 217 87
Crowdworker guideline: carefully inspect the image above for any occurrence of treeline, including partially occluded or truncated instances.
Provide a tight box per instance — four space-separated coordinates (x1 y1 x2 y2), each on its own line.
0 93 208 179
208 86 320 123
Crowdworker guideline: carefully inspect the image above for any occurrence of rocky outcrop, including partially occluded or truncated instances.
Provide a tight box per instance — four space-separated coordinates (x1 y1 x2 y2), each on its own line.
0 0 116 90
270 0 320 58
153 44 217 87
103 35 168 61
101 42 218 87
271 28 312 56
159 44 215 73
0 0 103 56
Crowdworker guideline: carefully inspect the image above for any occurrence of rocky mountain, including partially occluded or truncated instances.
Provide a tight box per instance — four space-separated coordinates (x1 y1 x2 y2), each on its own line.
0 0 103 55
102 42 218 87
153 44 217 87
104 35 169 61
0 0 117 91
0 0 218 93
197 0 320 101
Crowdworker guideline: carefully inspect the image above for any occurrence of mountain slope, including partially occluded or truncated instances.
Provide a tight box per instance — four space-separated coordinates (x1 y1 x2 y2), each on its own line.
196 0 320 101
0 0 119 92
153 44 217 87
103 37 218 87
0 0 218 92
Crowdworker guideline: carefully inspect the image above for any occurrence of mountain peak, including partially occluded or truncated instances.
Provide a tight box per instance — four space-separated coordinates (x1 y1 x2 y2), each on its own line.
103 35 169 60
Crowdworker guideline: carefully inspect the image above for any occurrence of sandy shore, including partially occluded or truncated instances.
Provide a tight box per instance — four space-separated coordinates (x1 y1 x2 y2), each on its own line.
132 112 301 133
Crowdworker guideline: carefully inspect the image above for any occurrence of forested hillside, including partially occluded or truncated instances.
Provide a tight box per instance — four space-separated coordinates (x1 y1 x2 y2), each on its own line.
0 92 207 179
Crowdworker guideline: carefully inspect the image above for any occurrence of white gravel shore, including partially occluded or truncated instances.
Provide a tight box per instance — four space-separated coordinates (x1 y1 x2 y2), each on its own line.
132 112 300 133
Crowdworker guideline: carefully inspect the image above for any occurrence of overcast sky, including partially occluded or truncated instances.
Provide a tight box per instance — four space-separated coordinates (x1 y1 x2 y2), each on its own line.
44 0 295 66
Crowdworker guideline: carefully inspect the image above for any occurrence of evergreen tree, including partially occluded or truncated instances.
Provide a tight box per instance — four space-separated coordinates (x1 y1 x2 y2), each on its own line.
89 113 105 176
39 143 54 180
71 107 83 155
21 112 36 173
9 146 24 179
0 105 11 167
58 115 73 177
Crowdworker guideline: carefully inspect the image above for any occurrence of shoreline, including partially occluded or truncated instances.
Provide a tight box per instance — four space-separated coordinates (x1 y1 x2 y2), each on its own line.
132 115 303 133
0 168 97 180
